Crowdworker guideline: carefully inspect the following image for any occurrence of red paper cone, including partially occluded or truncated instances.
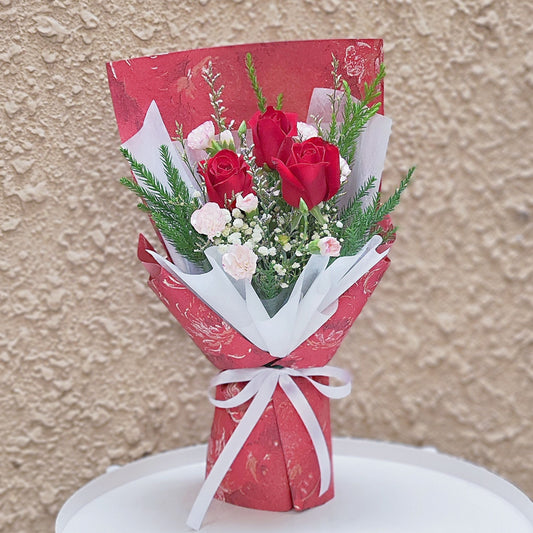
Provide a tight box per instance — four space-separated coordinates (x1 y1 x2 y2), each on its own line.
110 40 390 515
138 231 391 511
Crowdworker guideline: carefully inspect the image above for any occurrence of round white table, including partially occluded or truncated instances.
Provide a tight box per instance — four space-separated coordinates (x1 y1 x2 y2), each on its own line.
57 438 533 533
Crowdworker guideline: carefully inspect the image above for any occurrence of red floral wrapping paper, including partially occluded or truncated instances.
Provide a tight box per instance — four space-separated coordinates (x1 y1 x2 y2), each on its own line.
107 40 384 144
110 39 390 513
138 233 391 510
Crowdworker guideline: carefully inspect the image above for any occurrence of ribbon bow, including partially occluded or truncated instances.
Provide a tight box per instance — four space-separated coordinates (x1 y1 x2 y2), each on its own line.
187 365 351 530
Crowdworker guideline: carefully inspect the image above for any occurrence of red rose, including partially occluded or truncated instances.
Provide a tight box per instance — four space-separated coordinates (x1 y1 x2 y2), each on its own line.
200 149 253 208
272 137 341 210
248 106 298 168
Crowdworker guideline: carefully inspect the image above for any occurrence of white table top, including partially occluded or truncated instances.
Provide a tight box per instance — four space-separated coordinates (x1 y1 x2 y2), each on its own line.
57 438 533 533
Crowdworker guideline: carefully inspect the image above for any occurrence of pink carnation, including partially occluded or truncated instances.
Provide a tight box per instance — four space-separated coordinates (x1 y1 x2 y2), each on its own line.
222 244 258 281
190 202 231 240
318 236 341 257
187 121 215 150
235 192 258 213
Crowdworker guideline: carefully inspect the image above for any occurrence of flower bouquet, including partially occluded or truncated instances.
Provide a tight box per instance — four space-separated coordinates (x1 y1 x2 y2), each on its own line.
107 40 413 530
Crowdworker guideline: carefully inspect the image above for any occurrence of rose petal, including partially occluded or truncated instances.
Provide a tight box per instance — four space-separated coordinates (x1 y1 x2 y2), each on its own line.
272 157 306 208
288 161 329 208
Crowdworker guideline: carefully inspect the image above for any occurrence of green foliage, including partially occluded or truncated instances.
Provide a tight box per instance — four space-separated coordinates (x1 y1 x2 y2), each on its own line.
361 63 386 107
245 53 267 113
329 62 386 166
338 167 415 256
372 166 414 224
322 62 412 258
120 146 208 266
252 263 280 301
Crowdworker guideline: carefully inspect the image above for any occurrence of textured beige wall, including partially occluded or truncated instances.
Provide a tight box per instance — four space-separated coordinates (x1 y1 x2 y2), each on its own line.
1 0 532 531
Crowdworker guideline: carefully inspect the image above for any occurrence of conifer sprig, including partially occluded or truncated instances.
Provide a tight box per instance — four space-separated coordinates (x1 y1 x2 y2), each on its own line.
372 166 414 223
338 167 415 257
246 53 267 112
340 176 378 225
326 62 386 166
253 263 281 302
120 146 208 265
336 80 380 166
361 63 386 107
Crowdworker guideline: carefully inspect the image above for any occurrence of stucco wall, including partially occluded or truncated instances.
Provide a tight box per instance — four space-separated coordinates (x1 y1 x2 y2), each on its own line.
1 1 532 531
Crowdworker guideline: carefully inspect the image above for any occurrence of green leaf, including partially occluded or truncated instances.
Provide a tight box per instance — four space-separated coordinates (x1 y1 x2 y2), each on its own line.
120 147 208 266
245 52 267 113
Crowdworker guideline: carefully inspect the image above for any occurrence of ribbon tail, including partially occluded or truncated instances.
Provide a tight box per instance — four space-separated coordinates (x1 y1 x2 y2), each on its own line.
279 374 331 496
186 373 279 530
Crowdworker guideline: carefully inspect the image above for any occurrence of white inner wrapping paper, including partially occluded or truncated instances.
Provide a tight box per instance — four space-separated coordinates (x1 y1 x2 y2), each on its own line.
306 88 393 211
122 97 392 358
122 102 203 275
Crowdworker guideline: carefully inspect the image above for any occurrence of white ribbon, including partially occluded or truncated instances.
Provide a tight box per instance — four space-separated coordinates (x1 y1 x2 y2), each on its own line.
186 365 351 530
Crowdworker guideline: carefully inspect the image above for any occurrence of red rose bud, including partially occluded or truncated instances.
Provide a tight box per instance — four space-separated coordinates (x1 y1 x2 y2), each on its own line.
248 106 298 168
273 137 341 210
200 149 254 208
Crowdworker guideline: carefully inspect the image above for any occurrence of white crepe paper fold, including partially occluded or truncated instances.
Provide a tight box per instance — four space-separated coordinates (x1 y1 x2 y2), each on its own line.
122 101 203 275
123 98 392 358
147 235 387 358
307 88 392 210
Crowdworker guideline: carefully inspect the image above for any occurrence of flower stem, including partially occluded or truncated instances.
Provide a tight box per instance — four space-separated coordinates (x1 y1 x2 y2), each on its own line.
310 206 327 226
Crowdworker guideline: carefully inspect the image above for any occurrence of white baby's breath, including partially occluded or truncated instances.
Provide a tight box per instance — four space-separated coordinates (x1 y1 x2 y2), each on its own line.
227 232 242 244
273 264 286 276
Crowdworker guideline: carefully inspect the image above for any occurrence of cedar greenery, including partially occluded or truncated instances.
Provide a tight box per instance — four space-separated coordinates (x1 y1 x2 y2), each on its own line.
328 60 386 166
245 52 267 112
120 145 208 266
245 52 285 113
252 263 283 305
337 167 415 257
